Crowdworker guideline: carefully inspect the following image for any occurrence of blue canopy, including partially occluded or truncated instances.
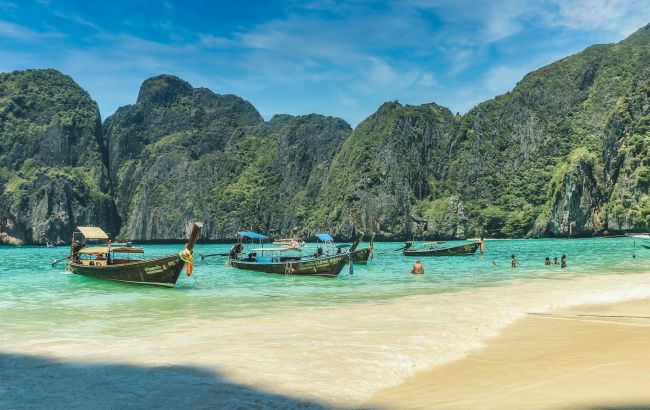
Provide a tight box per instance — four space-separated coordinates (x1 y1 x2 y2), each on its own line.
238 231 268 239
316 233 334 241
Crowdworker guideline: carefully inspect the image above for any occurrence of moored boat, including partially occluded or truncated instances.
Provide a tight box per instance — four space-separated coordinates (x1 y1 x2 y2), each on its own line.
229 231 352 277
350 233 375 264
230 252 349 277
67 222 202 287
403 241 479 257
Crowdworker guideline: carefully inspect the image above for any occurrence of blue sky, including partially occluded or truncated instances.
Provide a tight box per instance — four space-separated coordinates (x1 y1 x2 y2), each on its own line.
1 0 650 126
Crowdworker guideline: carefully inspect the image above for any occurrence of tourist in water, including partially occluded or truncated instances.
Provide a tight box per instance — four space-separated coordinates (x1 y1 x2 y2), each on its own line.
492 259 497 266
545 257 551 265
411 260 424 275
561 255 567 268
511 254 519 268
554 256 559 265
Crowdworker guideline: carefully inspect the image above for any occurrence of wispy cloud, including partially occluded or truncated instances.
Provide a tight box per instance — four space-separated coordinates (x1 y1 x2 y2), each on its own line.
2 0 650 126
0 18 62 41
53 11 100 31
548 0 650 36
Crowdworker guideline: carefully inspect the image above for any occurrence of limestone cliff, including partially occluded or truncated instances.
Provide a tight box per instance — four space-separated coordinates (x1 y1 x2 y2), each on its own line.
0 69 116 244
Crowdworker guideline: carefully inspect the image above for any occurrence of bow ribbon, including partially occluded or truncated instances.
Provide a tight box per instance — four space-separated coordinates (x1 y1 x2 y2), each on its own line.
179 246 194 276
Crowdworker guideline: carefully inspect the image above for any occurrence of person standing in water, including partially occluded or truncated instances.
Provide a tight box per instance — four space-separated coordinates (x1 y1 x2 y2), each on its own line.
411 260 424 275
545 257 551 266
554 257 559 265
561 255 567 268
511 254 519 268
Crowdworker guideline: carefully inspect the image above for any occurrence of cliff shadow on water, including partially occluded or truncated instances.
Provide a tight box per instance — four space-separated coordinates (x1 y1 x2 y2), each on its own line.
0 351 329 409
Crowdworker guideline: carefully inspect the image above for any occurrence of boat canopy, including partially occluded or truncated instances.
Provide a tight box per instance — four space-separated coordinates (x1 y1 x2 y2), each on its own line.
238 231 268 239
112 247 144 253
77 226 109 240
316 233 334 241
80 246 109 254
252 247 301 252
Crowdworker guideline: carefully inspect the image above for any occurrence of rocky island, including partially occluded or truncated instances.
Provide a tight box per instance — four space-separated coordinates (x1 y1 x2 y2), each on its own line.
2 24 650 244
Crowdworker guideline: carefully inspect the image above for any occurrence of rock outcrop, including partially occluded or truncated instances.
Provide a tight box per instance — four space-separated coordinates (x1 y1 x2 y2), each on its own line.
4 24 650 243
0 69 117 244
103 75 350 241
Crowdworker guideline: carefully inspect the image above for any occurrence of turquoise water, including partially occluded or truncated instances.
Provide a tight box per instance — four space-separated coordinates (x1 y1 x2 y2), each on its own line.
2 237 650 404
1 237 646 317
0 238 647 330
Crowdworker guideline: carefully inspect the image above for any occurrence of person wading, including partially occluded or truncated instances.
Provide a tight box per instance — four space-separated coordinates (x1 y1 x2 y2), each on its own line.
411 260 424 275
511 254 519 268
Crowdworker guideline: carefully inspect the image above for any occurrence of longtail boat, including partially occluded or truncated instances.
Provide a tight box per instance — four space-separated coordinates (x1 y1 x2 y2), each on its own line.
403 241 479 257
229 231 354 277
350 233 375 264
66 222 202 287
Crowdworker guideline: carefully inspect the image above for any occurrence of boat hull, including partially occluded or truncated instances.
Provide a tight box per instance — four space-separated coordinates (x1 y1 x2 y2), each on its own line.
68 254 185 287
403 242 479 257
351 247 372 264
230 253 349 277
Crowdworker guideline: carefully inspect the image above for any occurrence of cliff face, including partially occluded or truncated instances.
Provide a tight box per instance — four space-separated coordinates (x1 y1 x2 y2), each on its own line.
4 24 650 244
315 24 650 239
103 75 350 241
311 102 459 239
0 69 117 244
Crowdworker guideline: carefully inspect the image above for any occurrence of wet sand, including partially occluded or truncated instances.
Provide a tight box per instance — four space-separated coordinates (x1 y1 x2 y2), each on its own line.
365 298 650 410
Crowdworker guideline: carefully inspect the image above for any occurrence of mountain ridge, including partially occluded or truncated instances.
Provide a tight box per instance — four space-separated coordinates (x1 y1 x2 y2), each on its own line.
2 24 650 244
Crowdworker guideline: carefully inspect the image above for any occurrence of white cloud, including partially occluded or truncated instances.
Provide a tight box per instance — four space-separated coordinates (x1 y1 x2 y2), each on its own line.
0 19 63 41
53 11 100 30
484 65 529 93
548 0 650 36
419 73 436 86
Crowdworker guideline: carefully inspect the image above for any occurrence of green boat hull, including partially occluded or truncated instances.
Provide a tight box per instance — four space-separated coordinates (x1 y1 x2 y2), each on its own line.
230 253 349 277
403 242 479 257
68 254 185 287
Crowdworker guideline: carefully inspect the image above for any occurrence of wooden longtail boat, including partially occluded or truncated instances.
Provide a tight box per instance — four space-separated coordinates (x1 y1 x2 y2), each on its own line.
229 231 353 277
67 222 202 287
403 241 479 257
230 252 349 277
351 233 375 264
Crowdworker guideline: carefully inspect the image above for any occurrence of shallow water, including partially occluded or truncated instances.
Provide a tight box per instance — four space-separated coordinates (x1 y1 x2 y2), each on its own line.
1 238 649 405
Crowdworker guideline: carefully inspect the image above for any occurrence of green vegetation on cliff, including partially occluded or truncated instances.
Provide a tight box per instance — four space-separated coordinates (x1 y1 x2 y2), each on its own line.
104 75 350 240
0 69 117 244
314 24 650 239
4 24 650 243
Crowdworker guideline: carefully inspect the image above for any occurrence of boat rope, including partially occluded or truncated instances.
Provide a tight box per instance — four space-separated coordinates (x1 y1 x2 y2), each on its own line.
51 255 70 267
179 246 194 276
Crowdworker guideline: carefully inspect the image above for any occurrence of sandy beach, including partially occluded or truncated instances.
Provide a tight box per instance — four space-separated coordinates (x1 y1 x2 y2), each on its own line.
365 297 650 410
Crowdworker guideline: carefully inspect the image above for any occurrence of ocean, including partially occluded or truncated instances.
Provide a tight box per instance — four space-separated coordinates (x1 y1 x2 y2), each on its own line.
1 237 650 407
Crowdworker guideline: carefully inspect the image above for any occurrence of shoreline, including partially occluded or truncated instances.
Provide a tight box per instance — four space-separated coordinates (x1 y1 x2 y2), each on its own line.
2 270 650 408
364 297 650 409
0 233 638 247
